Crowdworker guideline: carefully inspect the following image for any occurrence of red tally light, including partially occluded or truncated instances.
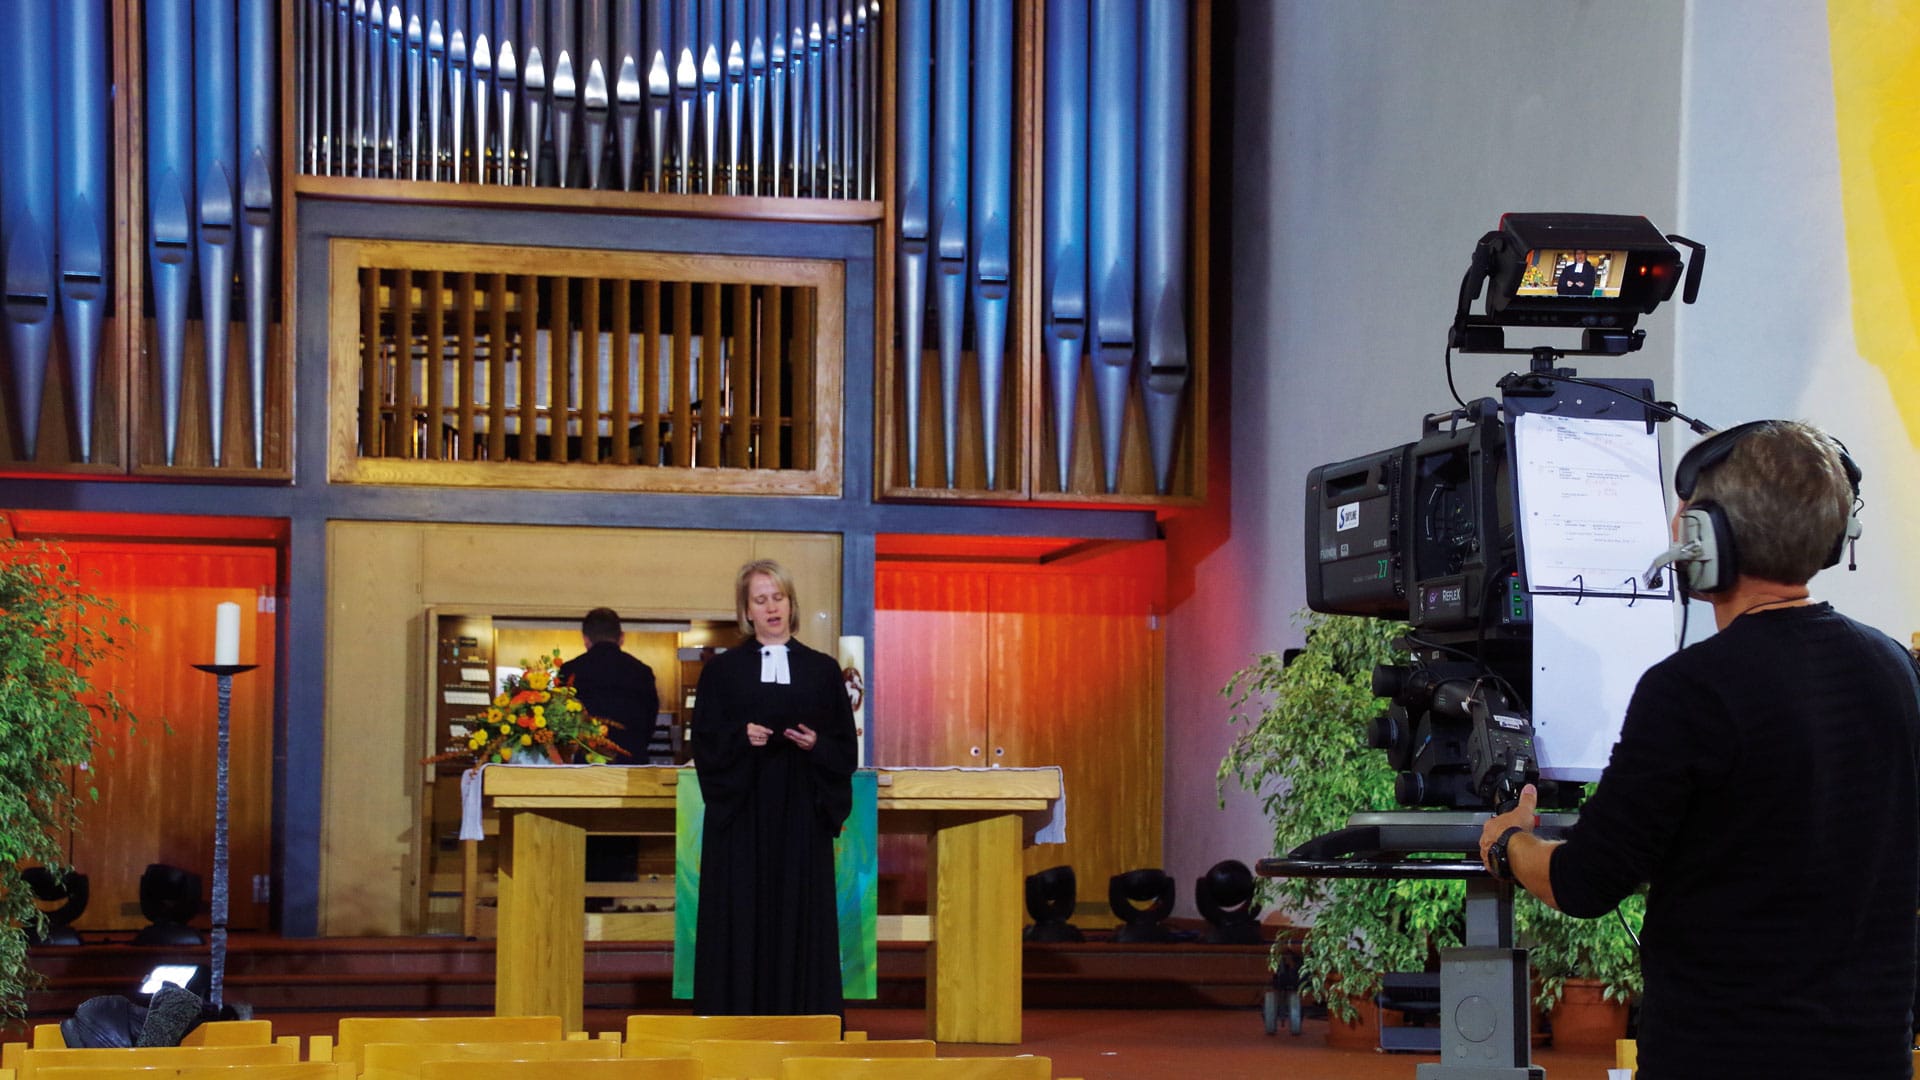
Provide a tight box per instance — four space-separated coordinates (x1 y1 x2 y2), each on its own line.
1638 265 1649 275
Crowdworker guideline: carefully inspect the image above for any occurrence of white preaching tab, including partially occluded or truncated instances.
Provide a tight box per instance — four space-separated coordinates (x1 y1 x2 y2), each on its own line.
1513 412 1673 597
760 644 791 684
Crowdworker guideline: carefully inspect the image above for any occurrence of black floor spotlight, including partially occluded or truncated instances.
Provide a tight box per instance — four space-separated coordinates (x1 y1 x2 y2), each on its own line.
1024 865 1085 942
21 867 90 946
1108 868 1177 944
133 864 204 946
1195 859 1264 945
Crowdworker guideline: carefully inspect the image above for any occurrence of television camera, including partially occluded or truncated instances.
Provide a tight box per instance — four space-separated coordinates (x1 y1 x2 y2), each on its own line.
1305 213 1704 812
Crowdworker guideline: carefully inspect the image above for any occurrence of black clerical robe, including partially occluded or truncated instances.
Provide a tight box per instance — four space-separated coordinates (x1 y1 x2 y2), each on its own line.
691 637 858 1016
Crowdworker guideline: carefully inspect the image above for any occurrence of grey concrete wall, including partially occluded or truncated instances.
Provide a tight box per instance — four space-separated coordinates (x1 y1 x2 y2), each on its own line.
1164 1 1686 916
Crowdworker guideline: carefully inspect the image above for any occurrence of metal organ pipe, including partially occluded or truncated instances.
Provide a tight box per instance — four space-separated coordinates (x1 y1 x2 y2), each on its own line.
195 0 239 464
893 0 930 486
1087 0 1137 494
969 0 1013 490
146 0 195 465
1 0 57 460
1137 0 1190 494
55 0 112 464
1042 0 1089 492
239 0 279 469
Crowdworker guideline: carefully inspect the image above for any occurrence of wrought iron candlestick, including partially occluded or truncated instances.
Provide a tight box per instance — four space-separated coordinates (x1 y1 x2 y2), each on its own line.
191 663 256 1010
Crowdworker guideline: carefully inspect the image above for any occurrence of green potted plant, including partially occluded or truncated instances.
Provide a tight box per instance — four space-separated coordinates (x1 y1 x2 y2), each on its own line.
1218 610 1465 1028
1517 882 1644 1049
0 536 141 1018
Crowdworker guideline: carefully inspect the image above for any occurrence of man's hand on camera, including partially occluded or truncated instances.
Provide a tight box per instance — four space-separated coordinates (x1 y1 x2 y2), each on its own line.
1479 782 1540 873
1477 784 1564 909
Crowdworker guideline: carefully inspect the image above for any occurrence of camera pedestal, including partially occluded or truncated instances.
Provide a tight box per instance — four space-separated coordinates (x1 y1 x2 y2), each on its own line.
1261 812 1573 1079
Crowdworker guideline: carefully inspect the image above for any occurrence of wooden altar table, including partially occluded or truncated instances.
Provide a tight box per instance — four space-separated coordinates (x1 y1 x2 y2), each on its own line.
483 765 1064 1043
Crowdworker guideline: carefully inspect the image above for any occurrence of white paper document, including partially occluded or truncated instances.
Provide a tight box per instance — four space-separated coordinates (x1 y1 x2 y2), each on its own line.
1531 592 1676 780
1513 412 1672 597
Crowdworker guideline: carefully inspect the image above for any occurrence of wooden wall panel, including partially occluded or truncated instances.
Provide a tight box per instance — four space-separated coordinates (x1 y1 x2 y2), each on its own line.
987 565 1163 894
872 544 1164 916
323 521 842 936
53 542 279 931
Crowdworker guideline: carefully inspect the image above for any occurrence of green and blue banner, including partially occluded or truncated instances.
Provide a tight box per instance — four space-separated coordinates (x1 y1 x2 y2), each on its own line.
672 768 878 999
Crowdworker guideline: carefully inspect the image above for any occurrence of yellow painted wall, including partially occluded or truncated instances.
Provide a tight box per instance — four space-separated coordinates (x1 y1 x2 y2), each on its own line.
1829 1 1920 440
321 521 842 935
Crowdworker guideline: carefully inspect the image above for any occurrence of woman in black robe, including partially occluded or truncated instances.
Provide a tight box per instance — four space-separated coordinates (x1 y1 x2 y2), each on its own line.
691 559 859 1016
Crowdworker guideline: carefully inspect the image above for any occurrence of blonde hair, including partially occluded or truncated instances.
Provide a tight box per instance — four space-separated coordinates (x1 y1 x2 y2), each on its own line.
734 559 798 637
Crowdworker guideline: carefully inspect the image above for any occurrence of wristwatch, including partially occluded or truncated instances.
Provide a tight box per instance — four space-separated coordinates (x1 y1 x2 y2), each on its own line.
1486 826 1526 883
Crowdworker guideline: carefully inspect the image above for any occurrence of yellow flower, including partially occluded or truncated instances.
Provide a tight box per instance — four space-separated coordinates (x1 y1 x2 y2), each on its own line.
520 734 532 746
597 724 609 736
487 707 503 722
534 716 547 728
494 693 509 707
527 671 550 691
567 700 584 713
498 724 511 735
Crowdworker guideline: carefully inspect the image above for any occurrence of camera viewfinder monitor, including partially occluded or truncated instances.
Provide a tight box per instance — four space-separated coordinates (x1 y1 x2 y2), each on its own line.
1484 213 1685 327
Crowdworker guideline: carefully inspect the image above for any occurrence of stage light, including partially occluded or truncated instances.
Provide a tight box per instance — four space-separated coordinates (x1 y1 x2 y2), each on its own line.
22 867 90 946
1195 859 1264 945
1107 868 1176 944
133 864 204 946
1024 865 1084 943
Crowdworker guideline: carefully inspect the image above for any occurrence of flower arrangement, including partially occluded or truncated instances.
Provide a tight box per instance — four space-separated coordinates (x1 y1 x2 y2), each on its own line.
427 650 628 766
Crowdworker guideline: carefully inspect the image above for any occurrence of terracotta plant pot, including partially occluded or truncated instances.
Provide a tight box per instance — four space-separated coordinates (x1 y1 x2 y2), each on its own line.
1548 977 1630 1052
1324 994 1382 1050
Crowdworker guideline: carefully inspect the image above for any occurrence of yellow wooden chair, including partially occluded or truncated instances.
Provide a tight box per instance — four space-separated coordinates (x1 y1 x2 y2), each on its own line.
321 1017 564 1070
6 1040 29 1071
36 1062 351 1080
781 1057 1054 1080
1616 1037 1636 1076
691 1038 937 1080
418 1059 699 1080
16 1042 301 1080
621 1015 842 1046
177 1023 277 1049
33 1021 282 1053
360 1038 618 1080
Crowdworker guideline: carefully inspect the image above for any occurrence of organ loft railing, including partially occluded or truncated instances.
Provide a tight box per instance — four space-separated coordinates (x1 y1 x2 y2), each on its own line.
327 240 843 495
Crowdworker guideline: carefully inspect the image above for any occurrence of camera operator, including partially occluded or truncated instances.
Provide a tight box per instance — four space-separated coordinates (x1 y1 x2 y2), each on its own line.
1478 419 1920 1077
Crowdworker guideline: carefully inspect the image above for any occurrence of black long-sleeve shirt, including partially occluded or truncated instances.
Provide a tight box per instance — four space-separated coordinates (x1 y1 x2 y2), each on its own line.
1550 603 1920 1078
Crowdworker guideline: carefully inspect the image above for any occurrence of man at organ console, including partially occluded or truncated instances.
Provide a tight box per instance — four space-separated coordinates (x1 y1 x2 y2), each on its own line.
560 607 660 884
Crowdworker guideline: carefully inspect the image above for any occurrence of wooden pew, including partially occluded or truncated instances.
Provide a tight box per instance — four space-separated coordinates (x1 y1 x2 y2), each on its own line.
620 1015 843 1046
418 1060 699 1080
15 1043 300 1080
690 1038 938 1080
36 1063 350 1080
781 1059 1055 1080
317 1017 564 1071
360 1039 618 1080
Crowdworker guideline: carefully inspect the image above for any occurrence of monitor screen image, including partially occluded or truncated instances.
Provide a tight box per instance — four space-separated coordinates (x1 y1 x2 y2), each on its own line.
1515 247 1630 299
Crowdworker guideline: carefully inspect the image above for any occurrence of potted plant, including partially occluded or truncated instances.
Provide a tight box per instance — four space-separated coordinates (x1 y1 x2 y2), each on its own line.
0 537 141 1018
1218 611 1465 1033
1518 887 1644 1049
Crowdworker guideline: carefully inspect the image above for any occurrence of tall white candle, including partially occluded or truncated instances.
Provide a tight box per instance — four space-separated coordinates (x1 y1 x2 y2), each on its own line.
214 602 242 666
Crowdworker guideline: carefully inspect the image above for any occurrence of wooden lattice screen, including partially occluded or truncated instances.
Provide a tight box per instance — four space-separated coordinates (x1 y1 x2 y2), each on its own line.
328 240 843 495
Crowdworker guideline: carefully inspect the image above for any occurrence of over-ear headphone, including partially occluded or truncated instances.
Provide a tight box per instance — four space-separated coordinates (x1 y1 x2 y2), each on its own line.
1657 420 1863 593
